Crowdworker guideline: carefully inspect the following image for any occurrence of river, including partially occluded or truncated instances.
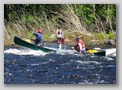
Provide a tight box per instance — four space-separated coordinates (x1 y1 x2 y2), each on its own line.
4 46 116 84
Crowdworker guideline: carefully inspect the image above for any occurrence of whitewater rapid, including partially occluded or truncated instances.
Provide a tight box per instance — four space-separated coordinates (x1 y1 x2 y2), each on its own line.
4 48 48 56
4 47 116 84
4 47 116 61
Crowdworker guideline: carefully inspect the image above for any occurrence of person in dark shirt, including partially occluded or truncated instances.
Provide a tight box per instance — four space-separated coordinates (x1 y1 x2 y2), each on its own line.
33 29 43 46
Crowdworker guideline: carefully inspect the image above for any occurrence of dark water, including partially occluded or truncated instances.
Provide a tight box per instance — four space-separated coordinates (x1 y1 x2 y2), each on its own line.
4 47 116 84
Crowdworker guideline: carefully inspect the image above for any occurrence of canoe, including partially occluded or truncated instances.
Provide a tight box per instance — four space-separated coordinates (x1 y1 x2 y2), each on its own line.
14 36 56 52
14 36 106 56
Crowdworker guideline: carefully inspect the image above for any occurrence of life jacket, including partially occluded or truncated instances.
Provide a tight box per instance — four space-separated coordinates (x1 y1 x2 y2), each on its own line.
58 29 62 34
75 40 85 52
61 38 65 44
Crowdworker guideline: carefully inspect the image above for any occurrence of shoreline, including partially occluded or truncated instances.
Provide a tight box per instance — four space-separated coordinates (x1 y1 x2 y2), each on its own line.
4 40 116 49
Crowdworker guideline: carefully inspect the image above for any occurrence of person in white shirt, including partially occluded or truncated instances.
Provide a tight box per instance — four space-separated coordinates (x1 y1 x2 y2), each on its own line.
56 26 64 43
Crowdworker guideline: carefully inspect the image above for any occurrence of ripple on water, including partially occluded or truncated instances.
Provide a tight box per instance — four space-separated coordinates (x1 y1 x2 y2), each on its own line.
4 47 116 84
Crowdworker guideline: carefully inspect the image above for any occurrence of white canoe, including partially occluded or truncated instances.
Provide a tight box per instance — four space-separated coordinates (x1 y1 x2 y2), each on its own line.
105 48 116 56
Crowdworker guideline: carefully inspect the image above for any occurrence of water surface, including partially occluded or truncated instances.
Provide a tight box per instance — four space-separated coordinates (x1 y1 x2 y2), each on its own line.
4 46 116 84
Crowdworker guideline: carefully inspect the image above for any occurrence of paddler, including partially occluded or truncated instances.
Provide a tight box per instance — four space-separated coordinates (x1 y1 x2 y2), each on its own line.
56 26 64 43
73 36 87 54
33 29 43 46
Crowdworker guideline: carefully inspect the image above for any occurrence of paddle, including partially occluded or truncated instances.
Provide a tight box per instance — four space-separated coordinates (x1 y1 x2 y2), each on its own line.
58 43 62 50
30 30 36 39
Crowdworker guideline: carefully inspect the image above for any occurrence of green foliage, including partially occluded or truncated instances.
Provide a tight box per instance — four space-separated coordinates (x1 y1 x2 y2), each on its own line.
26 30 34 38
4 4 116 29
43 32 56 41
28 15 34 23
95 32 105 40
108 32 115 39
21 16 27 24
4 4 116 46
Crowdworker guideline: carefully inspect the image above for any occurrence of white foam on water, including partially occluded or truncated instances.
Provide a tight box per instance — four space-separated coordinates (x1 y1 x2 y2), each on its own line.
104 57 115 61
44 46 58 51
4 48 48 56
56 49 78 55
76 60 100 65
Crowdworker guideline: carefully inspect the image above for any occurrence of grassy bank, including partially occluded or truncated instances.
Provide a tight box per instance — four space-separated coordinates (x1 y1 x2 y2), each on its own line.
4 29 115 47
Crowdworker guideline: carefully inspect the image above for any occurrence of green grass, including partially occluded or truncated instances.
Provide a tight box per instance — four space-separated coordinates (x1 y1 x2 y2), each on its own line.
108 32 115 39
4 28 116 46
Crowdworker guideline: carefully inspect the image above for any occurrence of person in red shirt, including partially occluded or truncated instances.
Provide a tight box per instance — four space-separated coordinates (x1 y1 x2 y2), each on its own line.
74 37 87 53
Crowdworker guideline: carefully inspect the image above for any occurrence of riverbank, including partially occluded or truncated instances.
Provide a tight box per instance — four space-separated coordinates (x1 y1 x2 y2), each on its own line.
4 35 116 51
4 32 116 47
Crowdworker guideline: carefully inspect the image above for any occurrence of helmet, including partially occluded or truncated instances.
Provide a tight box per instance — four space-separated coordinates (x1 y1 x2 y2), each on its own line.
58 26 61 29
37 29 42 34
76 37 80 41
